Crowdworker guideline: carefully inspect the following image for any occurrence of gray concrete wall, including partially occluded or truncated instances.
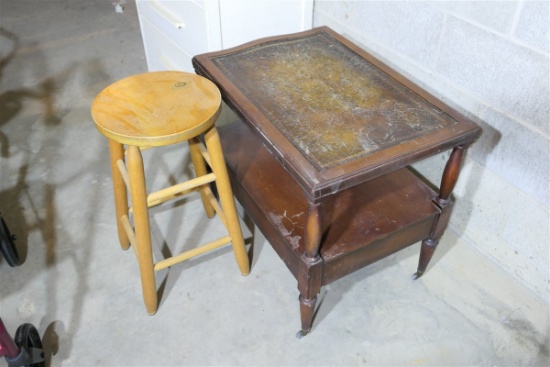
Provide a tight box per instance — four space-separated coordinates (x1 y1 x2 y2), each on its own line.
313 1 549 302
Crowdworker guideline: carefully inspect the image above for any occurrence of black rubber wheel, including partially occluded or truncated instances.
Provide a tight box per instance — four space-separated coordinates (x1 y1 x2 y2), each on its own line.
14 323 45 367
0 214 20 267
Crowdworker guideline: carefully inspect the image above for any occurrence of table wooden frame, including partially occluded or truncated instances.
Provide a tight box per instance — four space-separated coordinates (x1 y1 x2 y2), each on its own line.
193 26 481 336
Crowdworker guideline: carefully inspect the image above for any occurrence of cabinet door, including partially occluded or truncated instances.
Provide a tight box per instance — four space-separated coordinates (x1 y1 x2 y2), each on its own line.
219 0 314 49
137 0 219 72
137 0 313 72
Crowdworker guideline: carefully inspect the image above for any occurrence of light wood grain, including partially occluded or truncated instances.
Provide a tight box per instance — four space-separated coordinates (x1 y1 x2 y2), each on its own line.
92 71 221 146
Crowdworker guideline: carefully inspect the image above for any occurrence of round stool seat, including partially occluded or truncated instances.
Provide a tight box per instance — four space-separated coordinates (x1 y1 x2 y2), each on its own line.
91 71 221 147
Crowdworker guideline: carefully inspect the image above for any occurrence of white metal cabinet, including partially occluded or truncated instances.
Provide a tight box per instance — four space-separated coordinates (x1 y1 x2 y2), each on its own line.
137 0 314 72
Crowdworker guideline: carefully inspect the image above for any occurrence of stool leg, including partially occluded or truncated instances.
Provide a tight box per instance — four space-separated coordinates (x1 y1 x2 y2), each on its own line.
204 127 250 276
188 137 215 218
127 146 158 315
108 140 130 250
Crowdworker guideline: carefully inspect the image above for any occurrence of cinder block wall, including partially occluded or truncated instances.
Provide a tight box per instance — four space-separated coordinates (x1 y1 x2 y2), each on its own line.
314 1 549 302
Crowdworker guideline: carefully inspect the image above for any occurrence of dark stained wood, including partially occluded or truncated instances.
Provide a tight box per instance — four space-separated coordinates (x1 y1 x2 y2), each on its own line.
303 203 322 261
195 26 482 335
322 215 437 285
298 294 317 338
297 257 322 337
414 238 440 279
193 26 481 201
437 145 466 206
415 144 466 279
431 202 454 242
219 122 442 320
219 122 441 262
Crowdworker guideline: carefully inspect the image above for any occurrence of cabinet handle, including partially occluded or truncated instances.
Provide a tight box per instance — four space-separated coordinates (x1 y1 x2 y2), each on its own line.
159 54 181 70
150 1 186 29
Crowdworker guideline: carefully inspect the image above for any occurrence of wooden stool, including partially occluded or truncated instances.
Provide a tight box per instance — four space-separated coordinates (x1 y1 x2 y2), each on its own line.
91 71 250 315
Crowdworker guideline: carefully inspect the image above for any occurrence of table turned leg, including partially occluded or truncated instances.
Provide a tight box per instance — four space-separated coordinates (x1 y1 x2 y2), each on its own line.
298 294 318 338
297 202 323 338
414 145 465 279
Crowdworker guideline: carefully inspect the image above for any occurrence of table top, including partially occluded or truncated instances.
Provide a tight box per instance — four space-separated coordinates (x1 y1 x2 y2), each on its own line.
193 27 481 200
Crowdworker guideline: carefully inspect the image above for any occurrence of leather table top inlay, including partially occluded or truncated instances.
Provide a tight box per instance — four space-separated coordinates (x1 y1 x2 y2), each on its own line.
211 32 456 170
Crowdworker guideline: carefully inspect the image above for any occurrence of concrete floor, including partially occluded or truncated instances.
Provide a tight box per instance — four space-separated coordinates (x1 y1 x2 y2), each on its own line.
0 1 548 366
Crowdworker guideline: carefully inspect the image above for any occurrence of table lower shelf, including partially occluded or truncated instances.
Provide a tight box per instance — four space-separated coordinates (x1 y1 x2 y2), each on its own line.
219 122 442 285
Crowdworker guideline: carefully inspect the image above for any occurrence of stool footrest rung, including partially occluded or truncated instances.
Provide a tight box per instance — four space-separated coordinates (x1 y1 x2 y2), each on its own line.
153 236 232 271
146 187 198 208
118 158 218 209
117 159 130 191
147 173 217 207
203 186 227 228
121 214 138 257
199 142 211 167
122 212 233 272
192 137 212 168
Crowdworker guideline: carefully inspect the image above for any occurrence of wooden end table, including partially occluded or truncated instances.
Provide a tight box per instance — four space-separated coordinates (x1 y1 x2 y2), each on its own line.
193 26 481 337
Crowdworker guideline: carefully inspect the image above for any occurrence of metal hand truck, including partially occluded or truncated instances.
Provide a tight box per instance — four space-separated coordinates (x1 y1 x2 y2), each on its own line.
0 319 45 367
0 213 45 366
0 212 20 267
